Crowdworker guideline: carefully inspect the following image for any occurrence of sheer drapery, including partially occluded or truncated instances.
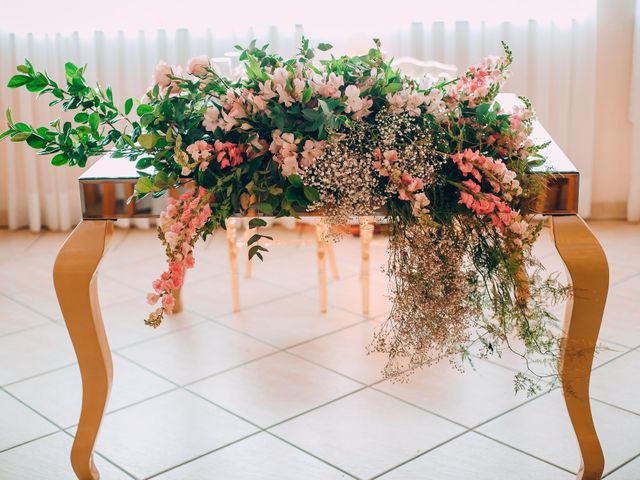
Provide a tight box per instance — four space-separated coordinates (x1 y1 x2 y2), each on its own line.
0 10 629 230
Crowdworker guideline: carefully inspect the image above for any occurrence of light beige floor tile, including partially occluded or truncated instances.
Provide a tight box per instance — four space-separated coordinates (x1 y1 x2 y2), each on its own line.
270 388 463 479
246 248 341 293
6 356 174 428
215 295 364 349
7 287 63 322
0 432 132 480
154 432 349 480
305 274 392 318
611 275 640 302
102 297 204 350
380 432 573 479
87 389 257 479
0 324 75 385
0 390 57 451
606 456 640 480
180 274 293 320
288 320 392 384
0 295 49 336
188 352 361 427
597 295 640 348
0 253 56 295
478 390 640 474
375 358 534 427
0 230 41 259
9 275 142 323
25 231 71 255
591 350 640 415
119 321 276 385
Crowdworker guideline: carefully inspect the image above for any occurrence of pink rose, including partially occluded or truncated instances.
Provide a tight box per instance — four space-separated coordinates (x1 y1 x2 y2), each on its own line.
187 55 210 77
152 61 174 88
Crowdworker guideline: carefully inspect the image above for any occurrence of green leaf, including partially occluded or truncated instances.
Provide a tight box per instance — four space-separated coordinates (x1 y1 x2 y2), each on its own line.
124 98 133 115
317 43 333 51
138 133 159 150
136 104 154 116
303 186 320 203
13 123 31 132
301 86 313 104
88 112 100 131
26 134 47 149
0 130 13 141
248 244 268 261
7 75 31 88
10 131 30 142
74 112 89 123
64 62 78 78
247 233 262 245
254 202 273 215
135 176 154 193
51 153 68 166
287 174 303 188
248 217 268 228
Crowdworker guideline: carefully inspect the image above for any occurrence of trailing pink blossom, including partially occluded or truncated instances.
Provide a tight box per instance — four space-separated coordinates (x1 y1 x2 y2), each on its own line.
146 187 213 327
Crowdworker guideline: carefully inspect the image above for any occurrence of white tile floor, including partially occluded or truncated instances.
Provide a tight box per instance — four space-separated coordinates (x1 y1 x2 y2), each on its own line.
0 220 639 479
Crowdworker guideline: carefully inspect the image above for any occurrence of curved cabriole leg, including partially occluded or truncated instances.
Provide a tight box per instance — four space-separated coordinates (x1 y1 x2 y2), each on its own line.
53 220 114 480
550 215 608 480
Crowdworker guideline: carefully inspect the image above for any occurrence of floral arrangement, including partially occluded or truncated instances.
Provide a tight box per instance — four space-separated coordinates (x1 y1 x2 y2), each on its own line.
1 38 567 393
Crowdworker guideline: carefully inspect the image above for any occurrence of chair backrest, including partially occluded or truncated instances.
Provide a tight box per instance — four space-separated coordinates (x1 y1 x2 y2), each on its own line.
392 56 458 87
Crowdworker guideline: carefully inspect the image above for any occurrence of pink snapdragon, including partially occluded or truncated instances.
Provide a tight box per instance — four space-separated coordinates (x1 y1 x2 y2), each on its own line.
214 140 245 169
146 187 213 327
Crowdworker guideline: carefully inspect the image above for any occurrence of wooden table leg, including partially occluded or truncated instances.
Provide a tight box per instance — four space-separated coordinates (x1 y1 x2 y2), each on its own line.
53 220 114 480
550 215 608 480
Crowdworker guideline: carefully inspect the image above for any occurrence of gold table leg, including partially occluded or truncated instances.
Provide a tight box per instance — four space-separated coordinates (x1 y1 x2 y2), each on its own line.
53 220 114 480
551 215 608 480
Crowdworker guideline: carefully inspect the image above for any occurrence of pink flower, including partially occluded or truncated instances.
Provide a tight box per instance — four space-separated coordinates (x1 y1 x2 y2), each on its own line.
186 140 213 162
202 107 221 132
152 61 174 88
146 293 159 305
161 294 175 314
187 55 211 77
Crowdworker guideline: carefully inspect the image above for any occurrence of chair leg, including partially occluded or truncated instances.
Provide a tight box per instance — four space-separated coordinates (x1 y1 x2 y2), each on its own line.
326 236 339 280
243 222 255 279
360 216 374 316
550 215 608 480
225 218 241 313
315 223 328 313
53 220 114 480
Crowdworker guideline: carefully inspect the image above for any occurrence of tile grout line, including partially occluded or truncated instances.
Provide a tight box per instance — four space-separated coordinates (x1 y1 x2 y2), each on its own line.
472 431 577 475
111 351 370 478
58 429 138 480
263 430 362 480
601 451 640 479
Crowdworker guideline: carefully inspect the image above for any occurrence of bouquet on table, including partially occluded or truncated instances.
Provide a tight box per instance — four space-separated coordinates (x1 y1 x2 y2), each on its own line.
1 38 567 393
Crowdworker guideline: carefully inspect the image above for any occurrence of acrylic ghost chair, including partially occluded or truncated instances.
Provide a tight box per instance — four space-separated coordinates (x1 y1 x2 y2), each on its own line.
224 216 376 315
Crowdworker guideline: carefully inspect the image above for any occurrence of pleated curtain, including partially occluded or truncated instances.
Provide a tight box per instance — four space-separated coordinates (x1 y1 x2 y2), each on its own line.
0 11 629 230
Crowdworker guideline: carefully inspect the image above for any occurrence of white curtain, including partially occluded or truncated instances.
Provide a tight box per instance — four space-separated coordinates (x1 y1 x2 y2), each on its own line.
629 0 640 221
0 5 618 230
